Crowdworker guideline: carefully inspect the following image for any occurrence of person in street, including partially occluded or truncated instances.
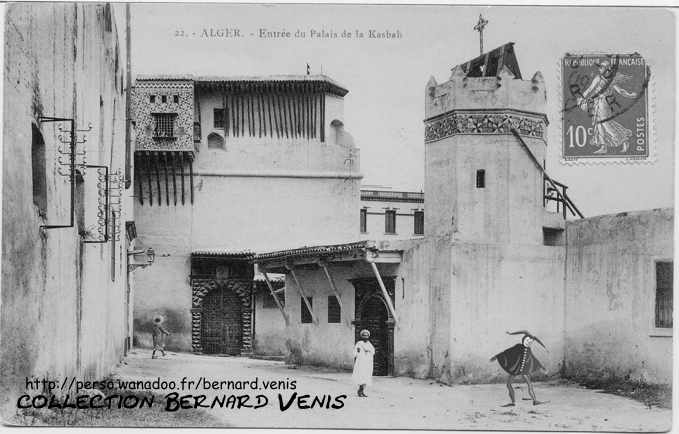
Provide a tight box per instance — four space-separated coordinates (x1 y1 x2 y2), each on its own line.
352 329 375 397
490 330 548 406
151 315 171 359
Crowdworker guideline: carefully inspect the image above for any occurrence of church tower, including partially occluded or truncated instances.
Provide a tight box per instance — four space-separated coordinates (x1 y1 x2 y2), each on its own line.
424 42 553 244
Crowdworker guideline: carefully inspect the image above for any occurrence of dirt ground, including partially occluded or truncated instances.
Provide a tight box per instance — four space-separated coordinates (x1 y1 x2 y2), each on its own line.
107 349 671 431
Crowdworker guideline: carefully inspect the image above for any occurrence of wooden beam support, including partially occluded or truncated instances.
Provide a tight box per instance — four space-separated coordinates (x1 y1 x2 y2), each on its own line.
163 152 170 206
135 153 143 205
145 152 153 206
189 158 194 204
286 264 318 325
261 267 289 325
318 261 351 326
369 261 397 324
171 152 177 206
179 152 185 205
153 152 162 206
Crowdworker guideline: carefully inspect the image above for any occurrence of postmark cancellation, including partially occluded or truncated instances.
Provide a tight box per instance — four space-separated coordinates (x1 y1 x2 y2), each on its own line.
560 53 653 165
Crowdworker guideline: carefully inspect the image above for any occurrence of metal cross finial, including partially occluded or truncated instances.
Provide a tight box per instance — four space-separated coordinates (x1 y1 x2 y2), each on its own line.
473 14 488 55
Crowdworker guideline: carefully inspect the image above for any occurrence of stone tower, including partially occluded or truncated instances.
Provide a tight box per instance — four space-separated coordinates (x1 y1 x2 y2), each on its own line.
424 43 551 245
422 43 567 383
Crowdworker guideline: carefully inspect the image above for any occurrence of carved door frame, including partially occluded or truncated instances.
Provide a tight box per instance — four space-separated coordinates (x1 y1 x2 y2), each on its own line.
191 278 253 355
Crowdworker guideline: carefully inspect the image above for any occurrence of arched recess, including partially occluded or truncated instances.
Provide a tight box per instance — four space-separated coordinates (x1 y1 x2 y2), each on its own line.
207 132 225 149
191 278 252 354
351 277 396 376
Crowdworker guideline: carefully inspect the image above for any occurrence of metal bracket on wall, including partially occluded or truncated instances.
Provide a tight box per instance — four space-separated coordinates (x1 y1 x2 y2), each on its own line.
81 165 110 244
37 116 92 230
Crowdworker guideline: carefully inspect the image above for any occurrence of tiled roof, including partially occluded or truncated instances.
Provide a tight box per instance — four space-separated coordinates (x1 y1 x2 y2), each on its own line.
192 249 255 258
135 74 348 97
252 241 369 263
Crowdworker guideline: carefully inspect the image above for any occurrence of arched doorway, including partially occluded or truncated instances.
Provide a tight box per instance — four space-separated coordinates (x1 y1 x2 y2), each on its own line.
356 295 392 376
352 277 395 376
200 285 242 355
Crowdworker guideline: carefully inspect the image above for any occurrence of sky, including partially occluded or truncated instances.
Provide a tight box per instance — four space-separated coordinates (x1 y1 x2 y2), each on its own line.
132 4 675 217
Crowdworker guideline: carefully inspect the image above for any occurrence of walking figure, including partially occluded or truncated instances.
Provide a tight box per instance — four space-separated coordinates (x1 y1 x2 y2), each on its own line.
352 329 375 397
490 330 548 406
151 315 170 359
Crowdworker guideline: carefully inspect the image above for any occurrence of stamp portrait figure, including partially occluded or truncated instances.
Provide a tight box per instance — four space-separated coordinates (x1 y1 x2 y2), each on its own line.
576 59 638 154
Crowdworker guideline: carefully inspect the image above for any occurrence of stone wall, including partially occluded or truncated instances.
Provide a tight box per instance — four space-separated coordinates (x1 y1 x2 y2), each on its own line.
1 3 131 417
132 80 363 352
564 209 673 384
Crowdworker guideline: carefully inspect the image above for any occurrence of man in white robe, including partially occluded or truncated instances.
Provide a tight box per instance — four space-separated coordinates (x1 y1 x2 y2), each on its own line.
352 329 375 397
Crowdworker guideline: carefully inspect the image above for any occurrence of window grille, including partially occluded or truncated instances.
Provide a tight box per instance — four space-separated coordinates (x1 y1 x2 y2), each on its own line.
385 210 396 234
153 113 177 139
360 208 367 233
301 297 313 323
414 211 424 235
173 95 179 104
655 261 673 328
214 108 224 129
149 95 155 103
328 296 341 323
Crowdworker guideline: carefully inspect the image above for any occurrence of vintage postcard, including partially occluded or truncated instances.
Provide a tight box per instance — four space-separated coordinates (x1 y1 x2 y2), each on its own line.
0 2 674 431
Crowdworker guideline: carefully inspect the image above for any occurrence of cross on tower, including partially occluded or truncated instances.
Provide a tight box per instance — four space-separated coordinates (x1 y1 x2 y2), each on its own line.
473 14 488 56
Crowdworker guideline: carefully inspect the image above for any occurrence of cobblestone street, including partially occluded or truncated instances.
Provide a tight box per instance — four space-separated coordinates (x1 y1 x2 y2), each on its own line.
111 350 672 430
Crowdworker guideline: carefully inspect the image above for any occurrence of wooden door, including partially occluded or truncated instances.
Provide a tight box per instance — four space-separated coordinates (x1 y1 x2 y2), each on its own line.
200 285 242 355
356 295 390 376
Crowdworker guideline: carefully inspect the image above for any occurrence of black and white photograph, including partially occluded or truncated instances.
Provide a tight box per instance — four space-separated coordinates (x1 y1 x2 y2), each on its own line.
0 2 674 430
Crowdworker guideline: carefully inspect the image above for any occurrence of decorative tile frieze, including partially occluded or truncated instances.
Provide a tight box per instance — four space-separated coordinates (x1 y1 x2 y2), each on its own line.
424 110 546 143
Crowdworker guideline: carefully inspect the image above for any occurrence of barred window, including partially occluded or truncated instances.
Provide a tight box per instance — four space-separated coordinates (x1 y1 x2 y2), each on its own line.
655 261 673 328
153 113 177 138
214 108 224 129
149 95 155 103
360 208 367 233
301 297 313 324
385 210 396 234
328 296 341 323
414 211 424 235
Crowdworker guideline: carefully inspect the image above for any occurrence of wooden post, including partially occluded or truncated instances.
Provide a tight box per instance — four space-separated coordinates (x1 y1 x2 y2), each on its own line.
260 267 289 325
286 264 318 325
369 261 397 324
319 261 351 326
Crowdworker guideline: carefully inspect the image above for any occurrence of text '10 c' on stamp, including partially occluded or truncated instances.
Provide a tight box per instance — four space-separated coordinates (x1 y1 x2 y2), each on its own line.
561 53 650 163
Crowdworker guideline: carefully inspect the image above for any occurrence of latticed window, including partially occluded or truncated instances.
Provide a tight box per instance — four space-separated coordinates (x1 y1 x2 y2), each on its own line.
153 113 177 138
328 296 341 323
301 297 313 324
385 210 396 234
414 211 424 235
214 108 224 129
655 261 673 328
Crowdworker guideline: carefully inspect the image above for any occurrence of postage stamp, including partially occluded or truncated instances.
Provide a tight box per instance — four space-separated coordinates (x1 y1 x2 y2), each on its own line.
561 53 651 163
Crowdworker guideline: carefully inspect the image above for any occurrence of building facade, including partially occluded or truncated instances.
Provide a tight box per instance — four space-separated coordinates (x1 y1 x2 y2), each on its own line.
1 3 134 416
253 43 673 385
359 187 424 239
131 75 362 354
